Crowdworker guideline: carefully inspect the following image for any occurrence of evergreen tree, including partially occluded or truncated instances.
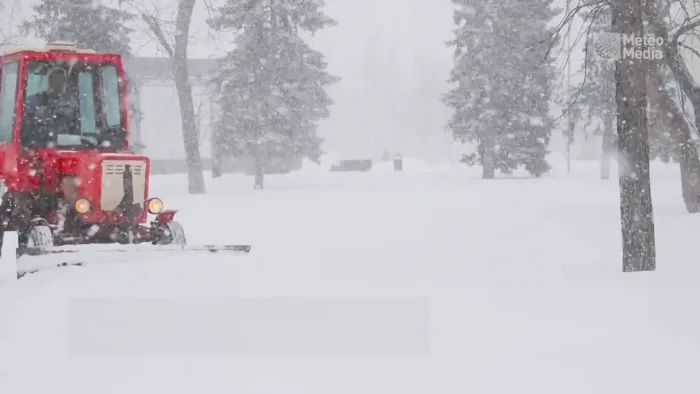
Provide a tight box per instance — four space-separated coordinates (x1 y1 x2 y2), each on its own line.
21 0 134 54
21 0 142 150
208 0 339 189
443 0 556 178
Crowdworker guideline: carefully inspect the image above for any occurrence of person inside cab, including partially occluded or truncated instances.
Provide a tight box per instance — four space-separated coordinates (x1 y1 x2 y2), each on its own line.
22 67 80 146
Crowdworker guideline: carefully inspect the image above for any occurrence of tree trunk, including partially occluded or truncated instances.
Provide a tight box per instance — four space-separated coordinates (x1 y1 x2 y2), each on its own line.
648 65 700 212
656 23 700 134
662 95 700 212
173 0 205 194
210 124 223 178
210 94 222 178
481 139 495 179
140 1 205 193
254 158 264 190
601 117 615 180
650 21 700 212
566 120 574 173
211 143 223 178
129 80 143 153
613 0 656 272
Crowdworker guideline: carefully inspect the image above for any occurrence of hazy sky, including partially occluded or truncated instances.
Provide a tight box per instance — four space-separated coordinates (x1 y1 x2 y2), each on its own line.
3 0 462 161
7 0 698 163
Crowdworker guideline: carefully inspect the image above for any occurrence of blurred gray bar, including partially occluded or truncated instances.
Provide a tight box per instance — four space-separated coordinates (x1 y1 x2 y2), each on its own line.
65 297 431 357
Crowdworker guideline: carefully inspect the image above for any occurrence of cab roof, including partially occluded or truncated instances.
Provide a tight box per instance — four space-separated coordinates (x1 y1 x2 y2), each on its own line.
0 42 98 57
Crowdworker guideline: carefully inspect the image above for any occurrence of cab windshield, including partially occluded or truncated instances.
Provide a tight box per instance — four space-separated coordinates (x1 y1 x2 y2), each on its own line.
21 60 126 149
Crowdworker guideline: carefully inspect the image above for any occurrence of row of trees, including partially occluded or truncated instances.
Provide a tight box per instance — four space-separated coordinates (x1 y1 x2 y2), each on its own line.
442 0 700 190
19 0 338 191
443 0 700 270
564 0 700 219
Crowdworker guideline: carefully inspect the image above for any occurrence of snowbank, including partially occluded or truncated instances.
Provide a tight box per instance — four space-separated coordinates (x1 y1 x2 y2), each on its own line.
2 163 700 393
300 152 342 172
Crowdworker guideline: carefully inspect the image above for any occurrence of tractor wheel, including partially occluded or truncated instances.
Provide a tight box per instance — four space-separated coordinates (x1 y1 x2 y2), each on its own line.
158 221 186 245
26 226 54 248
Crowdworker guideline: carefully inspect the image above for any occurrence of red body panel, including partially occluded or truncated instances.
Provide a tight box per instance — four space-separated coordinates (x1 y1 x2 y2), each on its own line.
155 210 178 224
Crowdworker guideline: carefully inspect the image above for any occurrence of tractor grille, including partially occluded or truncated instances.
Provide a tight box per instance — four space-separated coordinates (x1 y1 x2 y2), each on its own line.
100 160 147 211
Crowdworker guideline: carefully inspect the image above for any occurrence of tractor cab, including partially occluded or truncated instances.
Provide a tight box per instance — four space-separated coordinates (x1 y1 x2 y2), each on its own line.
0 43 170 246
0 43 252 272
0 42 128 154
20 54 127 150
0 42 135 197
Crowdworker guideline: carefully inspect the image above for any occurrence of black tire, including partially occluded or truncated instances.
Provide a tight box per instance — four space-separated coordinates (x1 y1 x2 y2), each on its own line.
26 225 54 248
158 221 186 245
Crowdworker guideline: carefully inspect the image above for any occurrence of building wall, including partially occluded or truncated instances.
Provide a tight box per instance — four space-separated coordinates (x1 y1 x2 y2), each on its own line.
137 84 214 160
136 82 301 174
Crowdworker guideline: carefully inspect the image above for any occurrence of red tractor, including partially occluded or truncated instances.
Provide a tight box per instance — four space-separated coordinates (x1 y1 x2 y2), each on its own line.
0 42 184 249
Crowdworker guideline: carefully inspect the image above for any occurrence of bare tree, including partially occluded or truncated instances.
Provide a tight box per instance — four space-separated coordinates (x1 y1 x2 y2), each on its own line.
125 0 206 194
644 2 700 211
613 0 656 271
556 0 700 214
0 0 23 45
558 0 657 270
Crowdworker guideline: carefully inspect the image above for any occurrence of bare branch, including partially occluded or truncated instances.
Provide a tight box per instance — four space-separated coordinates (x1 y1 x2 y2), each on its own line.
553 2 609 122
141 14 174 57
679 41 700 58
672 15 700 43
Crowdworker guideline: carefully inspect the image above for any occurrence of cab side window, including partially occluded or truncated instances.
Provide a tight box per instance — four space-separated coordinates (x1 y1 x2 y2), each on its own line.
100 65 121 128
0 62 18 142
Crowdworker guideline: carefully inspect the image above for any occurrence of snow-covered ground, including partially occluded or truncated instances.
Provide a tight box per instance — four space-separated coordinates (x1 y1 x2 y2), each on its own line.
1 156 700 394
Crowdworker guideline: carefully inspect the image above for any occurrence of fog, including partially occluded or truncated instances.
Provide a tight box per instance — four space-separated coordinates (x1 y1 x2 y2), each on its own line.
132 0 459 163
7 0 700 163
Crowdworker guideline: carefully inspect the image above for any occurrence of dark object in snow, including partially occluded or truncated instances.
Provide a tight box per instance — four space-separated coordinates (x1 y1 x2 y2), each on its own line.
393 154 403 172
254 171 263 190
12 245 251 279
381 150 391 161
330 160 373 172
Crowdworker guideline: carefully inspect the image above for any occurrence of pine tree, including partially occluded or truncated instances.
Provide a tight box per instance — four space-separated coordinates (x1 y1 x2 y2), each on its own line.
208 0 339 189
21 0 141 150
443 0 556 178
21 0 134 53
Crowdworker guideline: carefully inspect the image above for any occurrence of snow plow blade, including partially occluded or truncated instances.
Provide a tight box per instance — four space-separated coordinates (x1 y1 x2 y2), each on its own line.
0 231 250 283
16 244 251 257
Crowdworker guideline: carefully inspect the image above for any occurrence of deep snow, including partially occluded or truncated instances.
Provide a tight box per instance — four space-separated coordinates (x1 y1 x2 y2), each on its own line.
1 156 700 394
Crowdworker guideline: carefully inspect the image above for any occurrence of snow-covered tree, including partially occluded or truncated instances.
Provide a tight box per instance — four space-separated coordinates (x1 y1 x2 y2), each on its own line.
443 0 556 178
21 0 134 54
21 0 142 149
208 0 339 189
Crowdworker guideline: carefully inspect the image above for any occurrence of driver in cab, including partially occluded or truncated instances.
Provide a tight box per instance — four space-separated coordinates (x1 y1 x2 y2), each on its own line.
22 68 80 146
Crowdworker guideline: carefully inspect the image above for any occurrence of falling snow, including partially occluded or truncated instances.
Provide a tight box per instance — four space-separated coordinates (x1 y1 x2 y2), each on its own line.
0 0 697 390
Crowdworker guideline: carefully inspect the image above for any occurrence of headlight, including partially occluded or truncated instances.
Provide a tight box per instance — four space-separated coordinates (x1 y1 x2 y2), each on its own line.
147 198 163 214
75 198 90 214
